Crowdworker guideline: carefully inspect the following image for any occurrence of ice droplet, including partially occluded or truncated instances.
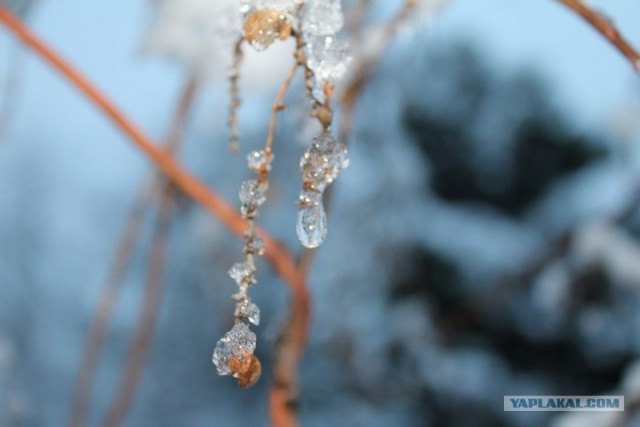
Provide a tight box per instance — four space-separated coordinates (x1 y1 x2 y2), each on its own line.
228 262 253 286
235 300 261 325
296 199 327 249
247 150 272 172
212 322 257 377
300 132 349 191
239 179 266 211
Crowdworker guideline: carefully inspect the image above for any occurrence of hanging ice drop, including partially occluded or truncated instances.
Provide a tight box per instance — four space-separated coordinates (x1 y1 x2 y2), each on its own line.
296 197 327 249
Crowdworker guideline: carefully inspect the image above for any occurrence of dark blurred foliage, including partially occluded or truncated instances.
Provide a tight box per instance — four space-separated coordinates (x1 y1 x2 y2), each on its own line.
379 43 629 426
404 44 607 216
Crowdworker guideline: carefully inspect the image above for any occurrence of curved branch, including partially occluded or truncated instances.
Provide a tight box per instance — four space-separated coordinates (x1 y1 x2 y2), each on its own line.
0 5 305 307
67 73 200 427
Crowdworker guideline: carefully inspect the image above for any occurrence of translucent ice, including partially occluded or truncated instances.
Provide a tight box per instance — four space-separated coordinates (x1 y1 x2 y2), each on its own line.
235 300 261 325
296 195 327 249
301 0 344 36
306 35 352 83
212 323 257 377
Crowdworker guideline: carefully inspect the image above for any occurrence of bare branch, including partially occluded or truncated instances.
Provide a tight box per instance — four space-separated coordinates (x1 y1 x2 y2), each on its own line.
67 73 200 427
0 5 306 323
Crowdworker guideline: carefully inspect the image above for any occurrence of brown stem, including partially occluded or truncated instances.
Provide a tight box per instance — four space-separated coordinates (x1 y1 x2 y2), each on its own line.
0 5 306 327
265 62 299 155
269 281 310 427
555 0 640 72
228 37 244 153
282 5 418 423
265 60 312 427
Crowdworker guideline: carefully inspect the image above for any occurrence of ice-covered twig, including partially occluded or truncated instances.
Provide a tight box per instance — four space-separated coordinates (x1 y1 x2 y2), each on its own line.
0 5 305 306
296 0 419 278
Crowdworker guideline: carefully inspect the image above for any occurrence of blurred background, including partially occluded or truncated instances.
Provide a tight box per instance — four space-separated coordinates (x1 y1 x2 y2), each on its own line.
1 0 640 426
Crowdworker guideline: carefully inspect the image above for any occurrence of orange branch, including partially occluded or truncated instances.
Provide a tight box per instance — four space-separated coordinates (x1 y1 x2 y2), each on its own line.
67 73 200 427
0 5 305 305
263 60 308 427
555 0 640 72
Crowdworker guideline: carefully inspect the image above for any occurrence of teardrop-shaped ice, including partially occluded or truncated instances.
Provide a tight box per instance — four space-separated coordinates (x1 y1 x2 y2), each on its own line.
296 201 327 248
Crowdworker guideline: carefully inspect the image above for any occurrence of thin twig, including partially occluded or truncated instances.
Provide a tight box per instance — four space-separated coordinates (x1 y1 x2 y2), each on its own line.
100 185 174 427
297 0 413 287
66 74 200 427
282 3 416 424
262 61 312 427
0 5 306 313
228 37 244 153
555 0 640 72
265 62 298 154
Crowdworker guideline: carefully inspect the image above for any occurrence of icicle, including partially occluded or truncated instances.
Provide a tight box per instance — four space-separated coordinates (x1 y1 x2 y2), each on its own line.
296 190 327 248
296 132 349 248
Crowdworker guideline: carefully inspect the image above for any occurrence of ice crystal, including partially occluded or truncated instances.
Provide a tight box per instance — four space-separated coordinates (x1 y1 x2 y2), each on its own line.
228 261 253 285
239 179 267 210
296 132 349 248
296 197 327 248
306 36 352 83
212 323 257 376
235 300 261 325
247 150 272 172
300 133 349 191
301 0 344 36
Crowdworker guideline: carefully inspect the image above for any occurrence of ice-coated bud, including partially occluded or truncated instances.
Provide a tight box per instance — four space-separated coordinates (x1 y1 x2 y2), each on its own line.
212 322 261 387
